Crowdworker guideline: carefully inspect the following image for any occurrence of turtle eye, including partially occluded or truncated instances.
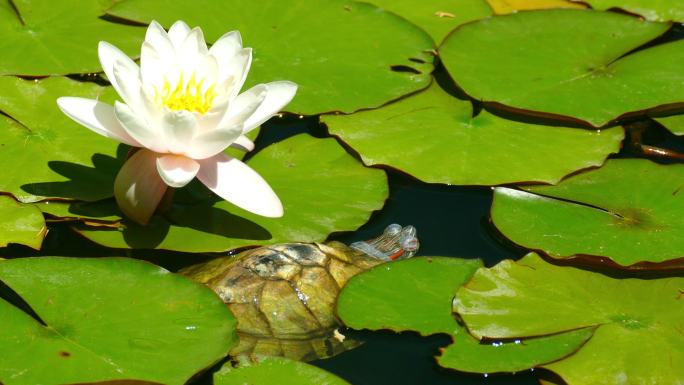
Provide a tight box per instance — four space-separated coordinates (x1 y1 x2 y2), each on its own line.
384 223 402 235
401 225 417 238
401 237 419 252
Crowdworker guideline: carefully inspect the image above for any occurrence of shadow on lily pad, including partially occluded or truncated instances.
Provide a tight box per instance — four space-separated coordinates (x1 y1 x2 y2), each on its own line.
21 146 127 202
72 200 273 250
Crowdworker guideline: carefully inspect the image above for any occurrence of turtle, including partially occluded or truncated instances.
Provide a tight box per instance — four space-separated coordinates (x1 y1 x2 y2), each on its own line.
180 224 419 361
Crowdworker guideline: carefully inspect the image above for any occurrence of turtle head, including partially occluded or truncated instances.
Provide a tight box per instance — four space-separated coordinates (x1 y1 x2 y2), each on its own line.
349 224 419 262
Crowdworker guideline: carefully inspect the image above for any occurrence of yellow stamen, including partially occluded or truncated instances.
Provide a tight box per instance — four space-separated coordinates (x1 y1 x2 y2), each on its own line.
157 73 217 115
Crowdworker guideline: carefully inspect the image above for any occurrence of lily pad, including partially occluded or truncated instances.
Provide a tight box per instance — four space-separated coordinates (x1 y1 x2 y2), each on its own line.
487 0 585 14
0 76 123 202
454 252 684 384
654 114 684 136
214 357 350 385
337 257 593 374
107 0 434 115
491 159 684 267
368 0 492 43
323 83 624 186
74 134 389 252
0 195 46 249
0 257 236 385
0 0 143 75
440 9 678 127
574 0 684 22
338 257 483 335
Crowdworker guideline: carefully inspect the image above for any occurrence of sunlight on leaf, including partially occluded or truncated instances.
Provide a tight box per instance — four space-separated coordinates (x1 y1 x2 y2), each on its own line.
492 159 684 268
440 9 677 127
454 253 684 384
107 0 434 115
0 257 236 385
0 196 46 249
324 83 623 186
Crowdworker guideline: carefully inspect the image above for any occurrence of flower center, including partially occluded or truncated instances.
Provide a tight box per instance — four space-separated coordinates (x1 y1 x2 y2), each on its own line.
158 73 217 115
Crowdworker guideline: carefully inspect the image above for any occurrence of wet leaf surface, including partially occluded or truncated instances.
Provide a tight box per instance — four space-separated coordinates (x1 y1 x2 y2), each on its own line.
492 159 684 267
337 257 592 374
107 0 434 115
0 0 143 75
0 196 46 249
0 257 236 384
324 83 623 186
440 9 677 127
215 357 350 385
73 134 388 252
454 252 684 384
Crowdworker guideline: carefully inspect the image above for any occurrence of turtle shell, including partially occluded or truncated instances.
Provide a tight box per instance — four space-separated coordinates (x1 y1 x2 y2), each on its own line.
180 241 381 360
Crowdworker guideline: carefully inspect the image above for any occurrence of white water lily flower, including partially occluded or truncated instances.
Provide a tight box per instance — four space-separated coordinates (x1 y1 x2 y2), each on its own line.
57 20 297 224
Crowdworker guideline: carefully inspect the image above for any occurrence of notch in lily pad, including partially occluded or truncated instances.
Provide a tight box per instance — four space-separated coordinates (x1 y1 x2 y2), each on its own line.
491 158 684 268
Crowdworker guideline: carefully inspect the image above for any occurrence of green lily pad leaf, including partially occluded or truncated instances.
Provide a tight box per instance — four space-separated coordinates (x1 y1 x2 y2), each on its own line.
74 134 388 252
654 114 684 136
491 159 684 267
107 0 434 115
0 0 143 75
0 195 46 249
323 83 624 185
0 257 236 384
338 257 483 335
0 76 123 202
36 200 121 224
574 0 684 22
454 252 684 384
337 257 593 374
214 357 350 385
438 327 594 374
368 0 492 43
440 9 677 127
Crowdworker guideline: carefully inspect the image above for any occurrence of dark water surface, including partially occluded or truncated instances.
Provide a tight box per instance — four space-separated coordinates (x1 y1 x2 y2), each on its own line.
253 117 539 385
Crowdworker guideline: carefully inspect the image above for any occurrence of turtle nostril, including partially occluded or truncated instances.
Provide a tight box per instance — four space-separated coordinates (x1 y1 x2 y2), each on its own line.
402 237 419 252
384 223 402 235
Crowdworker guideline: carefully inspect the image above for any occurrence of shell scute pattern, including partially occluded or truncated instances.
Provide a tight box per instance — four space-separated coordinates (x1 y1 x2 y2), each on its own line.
180 224 420 361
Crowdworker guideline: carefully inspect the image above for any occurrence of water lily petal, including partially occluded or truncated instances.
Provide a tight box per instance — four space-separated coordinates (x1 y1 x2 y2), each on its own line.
114 101 166 153
197 153 283 217
168 20 191 50
56 97 140 147
161 109 198 155
198 96 230 132
112 60 143 115
98 42 138 104
182 27 209 58
156 154 200 188
225 48 252 98
144 20 175 61
114 149 168 225
242 81 298 133
209 30 242 67
219 84 267 130
230 135 255 152
186 125 242 160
